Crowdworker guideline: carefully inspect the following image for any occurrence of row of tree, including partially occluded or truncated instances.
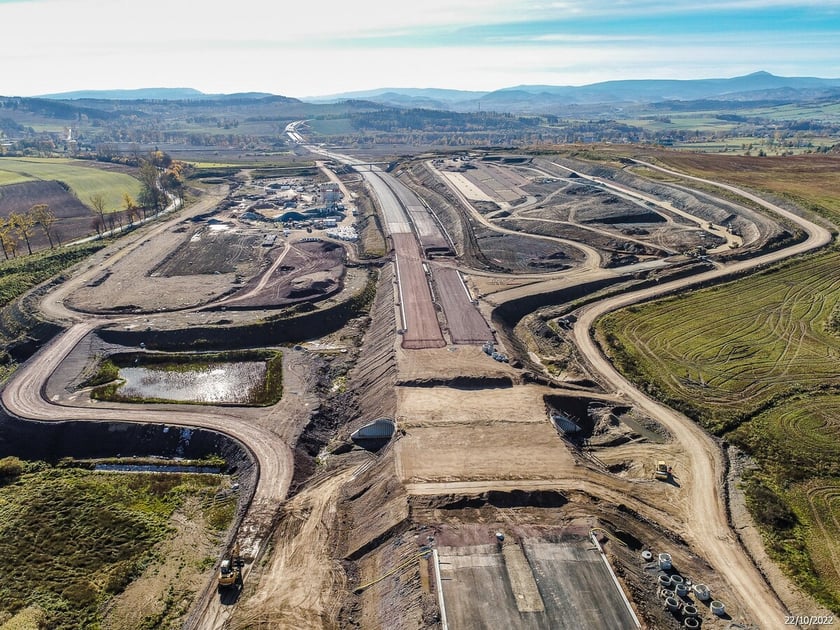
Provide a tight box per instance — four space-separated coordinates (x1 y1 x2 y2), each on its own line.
1 152 187 258
0 204 58 259
88 152 187 238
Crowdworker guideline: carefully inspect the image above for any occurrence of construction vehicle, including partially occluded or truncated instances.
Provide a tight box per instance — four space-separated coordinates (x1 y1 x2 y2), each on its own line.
654 461 671 481
217 543 242 590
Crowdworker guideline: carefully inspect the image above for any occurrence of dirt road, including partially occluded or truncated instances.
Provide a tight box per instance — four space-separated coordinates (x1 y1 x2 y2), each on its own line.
573 167 832 628
427 159 603 269
230 467 355 629
0 186 299 630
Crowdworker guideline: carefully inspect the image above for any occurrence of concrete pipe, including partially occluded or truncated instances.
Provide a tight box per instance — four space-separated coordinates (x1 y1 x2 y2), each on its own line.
658 574 672 588
683 604 698 617
642 550 653 561
665 596 681 612
684 617 700 629
659 588 674 600
693 584 711 601
675 582 689 597
670 574 684 586
710 600 726 616
658 553 672 570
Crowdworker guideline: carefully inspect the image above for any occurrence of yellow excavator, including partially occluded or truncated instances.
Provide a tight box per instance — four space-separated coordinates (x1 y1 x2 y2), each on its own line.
217 543 241 589
654 461 671 481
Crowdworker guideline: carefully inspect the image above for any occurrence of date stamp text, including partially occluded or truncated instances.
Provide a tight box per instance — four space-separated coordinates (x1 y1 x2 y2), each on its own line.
785 616 835 626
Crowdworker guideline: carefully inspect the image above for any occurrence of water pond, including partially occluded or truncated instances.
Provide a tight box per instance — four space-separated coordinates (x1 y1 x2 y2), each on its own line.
117 362 267 404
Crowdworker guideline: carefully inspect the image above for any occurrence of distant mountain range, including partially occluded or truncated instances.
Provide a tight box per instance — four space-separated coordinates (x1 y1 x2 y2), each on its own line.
37 87 277 101
306 72 840 113
36 72 840 115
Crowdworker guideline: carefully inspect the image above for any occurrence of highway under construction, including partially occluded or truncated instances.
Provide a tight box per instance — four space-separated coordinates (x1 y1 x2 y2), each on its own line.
1 125 834 629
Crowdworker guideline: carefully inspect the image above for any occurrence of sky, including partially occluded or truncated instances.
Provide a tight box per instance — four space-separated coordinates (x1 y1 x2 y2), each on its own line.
1 0 839 98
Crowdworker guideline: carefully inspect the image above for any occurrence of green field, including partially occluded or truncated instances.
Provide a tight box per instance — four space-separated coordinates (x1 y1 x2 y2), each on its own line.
0 459 231 629
598 251 840 434
734 394 840 609
0 157 141 212
788 478 840 606
732 393 840 480
597 249 840 610
0 170 33 186
0 242 105 309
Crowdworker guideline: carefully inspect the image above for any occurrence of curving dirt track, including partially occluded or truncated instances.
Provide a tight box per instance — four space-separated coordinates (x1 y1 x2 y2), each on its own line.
0 187 299 630
573 163 832 629
427 159 603 270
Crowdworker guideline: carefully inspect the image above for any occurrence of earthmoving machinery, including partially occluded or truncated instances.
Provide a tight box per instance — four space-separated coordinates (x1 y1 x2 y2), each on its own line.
217 543 242 589
654 461 671 481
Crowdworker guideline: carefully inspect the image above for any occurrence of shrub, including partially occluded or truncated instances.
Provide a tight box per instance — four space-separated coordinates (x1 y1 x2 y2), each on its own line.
0 456 23 481
744 476 798 530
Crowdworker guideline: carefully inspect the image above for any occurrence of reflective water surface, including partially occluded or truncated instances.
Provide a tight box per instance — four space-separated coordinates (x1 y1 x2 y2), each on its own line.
118 362 267 403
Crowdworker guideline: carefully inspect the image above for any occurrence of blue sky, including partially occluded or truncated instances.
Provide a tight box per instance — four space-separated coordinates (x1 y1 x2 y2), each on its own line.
1 0 839 97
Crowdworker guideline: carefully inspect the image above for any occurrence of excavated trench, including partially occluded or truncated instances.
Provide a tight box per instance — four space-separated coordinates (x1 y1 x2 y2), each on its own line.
0 409 254 479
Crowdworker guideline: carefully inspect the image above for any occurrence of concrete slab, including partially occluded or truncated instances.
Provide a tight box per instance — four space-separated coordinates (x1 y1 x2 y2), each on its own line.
437 538 639 630
502 543 545 613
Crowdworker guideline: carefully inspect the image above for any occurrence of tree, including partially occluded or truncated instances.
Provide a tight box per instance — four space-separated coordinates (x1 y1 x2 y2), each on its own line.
160 170 183 204
89 193 108 236
0 217 18 259
138 160 163 215
30 204 58 249
9 210 35 255
123 193 140 227
91 216 104 237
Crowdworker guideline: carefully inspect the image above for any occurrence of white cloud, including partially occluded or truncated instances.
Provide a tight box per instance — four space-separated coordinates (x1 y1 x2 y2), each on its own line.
1 0 839 95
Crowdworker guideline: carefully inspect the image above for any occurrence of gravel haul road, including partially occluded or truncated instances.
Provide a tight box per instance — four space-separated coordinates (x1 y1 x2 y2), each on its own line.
574 163 832 629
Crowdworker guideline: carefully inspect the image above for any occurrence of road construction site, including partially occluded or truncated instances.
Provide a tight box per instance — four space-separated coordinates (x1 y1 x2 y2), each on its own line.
1 132 834 629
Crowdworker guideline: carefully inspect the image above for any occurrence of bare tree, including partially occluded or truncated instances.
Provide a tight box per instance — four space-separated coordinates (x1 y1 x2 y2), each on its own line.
89 193 109 236
91 216 104 237
30 204 58 249
9 211 35 255
0 217 18 259
96 143 117 162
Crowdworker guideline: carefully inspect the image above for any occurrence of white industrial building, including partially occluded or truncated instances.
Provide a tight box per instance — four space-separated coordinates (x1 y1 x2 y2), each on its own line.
320 182 341 206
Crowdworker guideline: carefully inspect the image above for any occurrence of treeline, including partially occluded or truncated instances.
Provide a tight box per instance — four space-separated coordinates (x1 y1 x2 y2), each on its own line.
348 108 531 132
327 116 647 146
0 97 116 121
